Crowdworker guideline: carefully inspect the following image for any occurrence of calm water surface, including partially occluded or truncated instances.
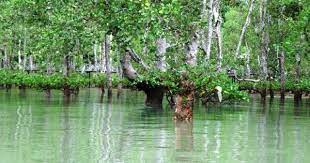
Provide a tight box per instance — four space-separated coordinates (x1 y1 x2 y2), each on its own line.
0 89 310 163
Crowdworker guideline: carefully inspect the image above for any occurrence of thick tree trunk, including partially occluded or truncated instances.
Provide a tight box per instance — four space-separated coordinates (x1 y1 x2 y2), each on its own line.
235 0 255 58
174 80 195 121
105 34 112 96
204 0 214 61
213 0 223 71
279 51 285 100
144 86 165 108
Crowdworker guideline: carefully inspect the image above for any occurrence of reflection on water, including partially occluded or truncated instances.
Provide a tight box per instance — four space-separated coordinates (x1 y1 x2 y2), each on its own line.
0 89 310 163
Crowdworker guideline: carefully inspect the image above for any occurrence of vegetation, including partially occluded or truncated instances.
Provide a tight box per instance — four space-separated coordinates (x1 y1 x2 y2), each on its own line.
0 0 309 120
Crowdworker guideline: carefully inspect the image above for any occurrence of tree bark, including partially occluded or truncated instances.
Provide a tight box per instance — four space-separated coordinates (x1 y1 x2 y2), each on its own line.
105 34 112 96
213 0 223 71
185 34 199 66
18 39 23 70
204 0 214 61
156 38 169 71
93 41 98 71
260 0 269 80
101 39 106 73
279 50 285 100
244 42 251 78
3 45 9 69
29 55 34 71
63 55 70 96
294 50 302 102
235 0 255 58
121 50 138 80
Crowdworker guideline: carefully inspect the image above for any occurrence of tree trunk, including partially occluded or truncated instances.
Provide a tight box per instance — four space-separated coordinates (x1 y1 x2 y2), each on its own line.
144 86 165 108
117 64 123 98
93 41 98 71
3 45 9 69
213 0 223 72
260 0 269 80
244 42 251 78
174 80 195 121
185 34 199 66
29 55 34 71
18 39 23 70
63 55 70 96
235 0 255 58
105 34 112 97
294 50 302 102
204 0 214 61
279 51 285 100
156 38 169 71
121 50 138 80
101 39 106 73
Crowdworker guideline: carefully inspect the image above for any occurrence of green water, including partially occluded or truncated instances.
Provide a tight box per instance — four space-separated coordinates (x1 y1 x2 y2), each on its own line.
0 89 309 163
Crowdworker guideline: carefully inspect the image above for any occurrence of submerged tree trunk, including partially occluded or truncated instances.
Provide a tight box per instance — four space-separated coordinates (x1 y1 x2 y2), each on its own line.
174 79 195 121
105 34 112 97
279 51 285 100
144 86 165 108
235 0 255 58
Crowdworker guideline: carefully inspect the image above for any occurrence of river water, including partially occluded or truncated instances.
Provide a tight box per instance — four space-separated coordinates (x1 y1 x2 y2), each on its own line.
0 89 309 163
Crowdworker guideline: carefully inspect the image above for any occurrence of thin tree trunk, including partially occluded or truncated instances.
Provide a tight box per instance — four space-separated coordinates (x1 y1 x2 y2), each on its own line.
294 50 302 102
117 64 123 98
3 45 9 69
204 0 214 61
201 0 207 17
235 0 255 58
213 0 223 71
260 0 269 80
279 50 285 100
105 34 112 97
63 55 70 96
18 39 22 70
94 41 98 71
29 55 34 71
101 40 106 73
245 42 251 78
